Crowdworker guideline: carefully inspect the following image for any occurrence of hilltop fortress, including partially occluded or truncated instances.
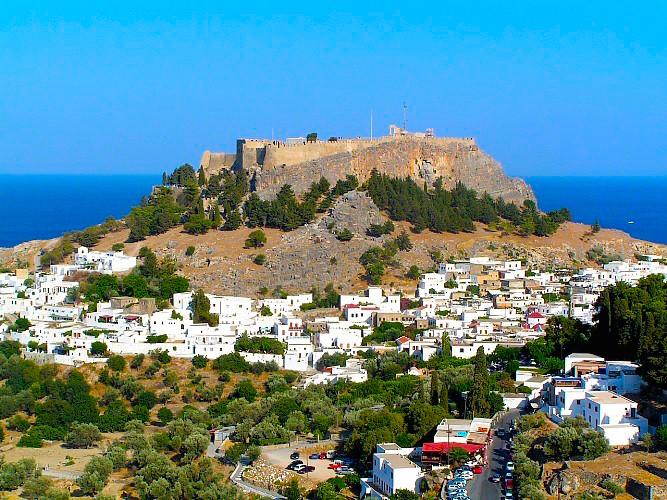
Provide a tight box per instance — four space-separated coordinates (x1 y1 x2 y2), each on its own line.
199 126 535 203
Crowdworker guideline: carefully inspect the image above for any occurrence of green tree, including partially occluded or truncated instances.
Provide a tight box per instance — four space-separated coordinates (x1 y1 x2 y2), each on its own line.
89 341 108 357
106 355 126 372
77 456 113 495
394 230 413 251
469 347 490 417
65 423 102 449
284 478 302 500
245 229 267 248
157 407 174 425
233 379 257 402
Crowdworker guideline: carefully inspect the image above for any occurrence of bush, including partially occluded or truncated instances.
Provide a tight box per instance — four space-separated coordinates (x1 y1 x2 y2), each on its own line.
7 414 30 432
157 407 174 425
232 379 258 402
146 334 168 344
191 355 208 369
185 245 195 256
130 353 145 369
336 228 354 241
656 425 667 449
212 353 250 373
111 243 125 252
601 478 624 495
106 355 126 372
65 423 102 449
253 254 267 265
17 434 43 448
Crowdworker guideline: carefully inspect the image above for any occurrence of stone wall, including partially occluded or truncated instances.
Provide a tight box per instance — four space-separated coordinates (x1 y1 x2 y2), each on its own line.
199 151 236 175
253 136 534 204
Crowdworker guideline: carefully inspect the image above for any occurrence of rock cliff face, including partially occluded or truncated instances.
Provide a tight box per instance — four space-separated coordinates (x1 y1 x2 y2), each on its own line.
251 137 535 204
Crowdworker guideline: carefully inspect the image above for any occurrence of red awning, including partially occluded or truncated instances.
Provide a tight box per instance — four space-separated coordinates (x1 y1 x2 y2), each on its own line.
125 315 140 321
422 442 485 453
99 315 113 320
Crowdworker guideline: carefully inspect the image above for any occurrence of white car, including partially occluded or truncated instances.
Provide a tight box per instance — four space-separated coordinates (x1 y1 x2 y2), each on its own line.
504 493 514 500
293 464 306 472
506 461 515 471
455 470 473 480
465 460 478 467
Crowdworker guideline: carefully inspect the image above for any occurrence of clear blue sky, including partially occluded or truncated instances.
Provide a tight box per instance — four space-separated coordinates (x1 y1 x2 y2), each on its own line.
1 1 665 176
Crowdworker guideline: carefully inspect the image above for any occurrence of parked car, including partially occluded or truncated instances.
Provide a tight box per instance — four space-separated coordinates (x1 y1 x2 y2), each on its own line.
505 472 514 481
506 461 515 471
293 464 306 472
326 450 336 459
504 492 514 500
290 452 300 460
336 468 354 475
309 453 319 460
286 460 303 470
298 465 315 474
328 463 342 470
490 473 501 483
455 470 473 480
506 478 515 489
319 452 327 460
497 429 505 438
465 460 477 467
472 465 483 474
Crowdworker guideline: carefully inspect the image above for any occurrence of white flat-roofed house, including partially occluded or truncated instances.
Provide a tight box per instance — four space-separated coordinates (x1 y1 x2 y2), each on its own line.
75 246 137 274
150 309 193 339
361 444 423 498
173 292 254 325
583 361 643 396
273 316 303 342
343 304 378 324
339 286 400 312
186 323 236 358
284 336 313 371
580 391 648 446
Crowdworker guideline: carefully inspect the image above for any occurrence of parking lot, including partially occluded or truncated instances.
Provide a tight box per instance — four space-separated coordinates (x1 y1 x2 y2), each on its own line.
263 443 340 482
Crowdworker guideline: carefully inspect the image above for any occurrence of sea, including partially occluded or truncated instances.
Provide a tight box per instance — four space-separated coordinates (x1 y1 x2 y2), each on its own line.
0 174 665 248
0 174 158 249
526 176 667 245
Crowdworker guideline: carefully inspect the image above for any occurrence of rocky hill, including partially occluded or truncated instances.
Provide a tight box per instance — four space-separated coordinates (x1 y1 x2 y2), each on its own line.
5 190 663 298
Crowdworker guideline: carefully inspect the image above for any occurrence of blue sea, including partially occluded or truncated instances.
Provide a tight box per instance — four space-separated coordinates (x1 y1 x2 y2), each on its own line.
0 174 158 248
0 175 665 248
526 176 667 244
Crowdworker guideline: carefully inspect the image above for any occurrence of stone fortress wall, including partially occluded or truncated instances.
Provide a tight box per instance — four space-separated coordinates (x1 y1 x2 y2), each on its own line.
198 127 534 204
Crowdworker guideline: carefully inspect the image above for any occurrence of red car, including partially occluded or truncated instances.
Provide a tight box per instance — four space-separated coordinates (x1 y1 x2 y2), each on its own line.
505 478 514 489
329 462 342 470
472 466 483 474
319 452 327 460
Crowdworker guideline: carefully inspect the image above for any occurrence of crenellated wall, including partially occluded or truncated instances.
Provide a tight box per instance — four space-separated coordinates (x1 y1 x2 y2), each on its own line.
200 134 532 204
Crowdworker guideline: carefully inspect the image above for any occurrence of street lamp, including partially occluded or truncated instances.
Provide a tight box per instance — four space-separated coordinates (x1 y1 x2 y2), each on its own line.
462 391 469 419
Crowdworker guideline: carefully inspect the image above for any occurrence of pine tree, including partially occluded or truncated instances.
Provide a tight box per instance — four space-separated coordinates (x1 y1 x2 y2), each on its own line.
162 172 168 186
198 166 206 187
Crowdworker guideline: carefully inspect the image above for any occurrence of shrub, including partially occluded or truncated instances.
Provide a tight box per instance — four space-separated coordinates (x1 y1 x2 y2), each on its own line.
601 478 624 495
111 243 125 252
336 228 354 241
191 354 208 369
185 245 196 256
157 407 174 425
17 434 43 448
130 353 145 369
106 355 126 372
89 341 108 357
253 254 267 265
7 414 30 432
146 334 168 344
65 423 102 449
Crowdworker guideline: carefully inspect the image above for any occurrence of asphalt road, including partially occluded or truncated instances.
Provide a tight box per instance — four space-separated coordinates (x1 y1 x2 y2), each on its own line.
466 409 521 500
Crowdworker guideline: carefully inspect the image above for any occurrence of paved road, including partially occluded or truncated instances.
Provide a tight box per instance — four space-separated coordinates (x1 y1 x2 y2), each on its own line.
466 409 521 500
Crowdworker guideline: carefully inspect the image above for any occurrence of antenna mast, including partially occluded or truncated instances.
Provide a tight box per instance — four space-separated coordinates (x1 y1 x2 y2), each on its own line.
370 110 373 139
403 102 407 131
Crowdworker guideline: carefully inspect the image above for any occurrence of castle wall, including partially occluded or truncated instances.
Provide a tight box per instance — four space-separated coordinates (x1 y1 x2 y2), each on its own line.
199 151 236 175
234 136 476 170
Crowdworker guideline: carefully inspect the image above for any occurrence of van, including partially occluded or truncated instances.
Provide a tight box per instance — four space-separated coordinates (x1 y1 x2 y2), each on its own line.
326 450 336 459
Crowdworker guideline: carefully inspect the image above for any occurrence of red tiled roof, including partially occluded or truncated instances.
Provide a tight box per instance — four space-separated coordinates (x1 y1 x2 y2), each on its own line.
396 336 411 344
527 312 545 318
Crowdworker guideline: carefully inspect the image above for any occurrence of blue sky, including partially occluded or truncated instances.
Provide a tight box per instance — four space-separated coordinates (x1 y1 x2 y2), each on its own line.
1 2 665 176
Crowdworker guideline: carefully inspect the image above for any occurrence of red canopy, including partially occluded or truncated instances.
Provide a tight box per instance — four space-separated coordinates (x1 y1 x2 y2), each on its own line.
422 442 484 453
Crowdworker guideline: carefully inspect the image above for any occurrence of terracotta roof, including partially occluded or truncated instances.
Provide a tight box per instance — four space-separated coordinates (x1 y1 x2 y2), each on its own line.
396 336 411 344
